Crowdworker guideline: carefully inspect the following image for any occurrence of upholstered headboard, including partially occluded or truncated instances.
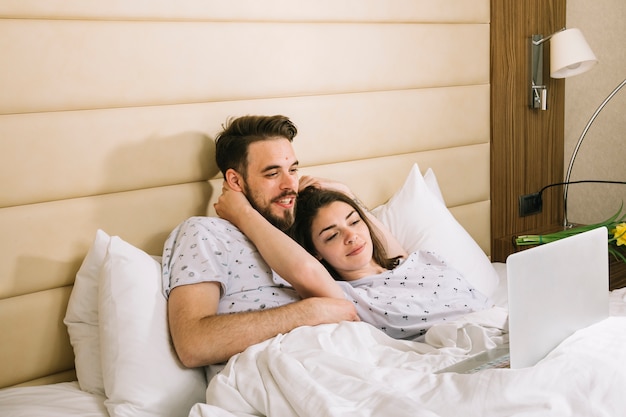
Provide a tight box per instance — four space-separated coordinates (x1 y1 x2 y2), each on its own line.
0 1 490 388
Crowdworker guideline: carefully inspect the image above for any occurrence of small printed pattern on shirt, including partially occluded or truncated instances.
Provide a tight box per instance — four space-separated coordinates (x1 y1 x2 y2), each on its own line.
338 250 491 341
161 217 299 313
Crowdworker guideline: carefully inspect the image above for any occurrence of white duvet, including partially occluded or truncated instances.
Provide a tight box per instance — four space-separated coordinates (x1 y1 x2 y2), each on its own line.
191 302 626 417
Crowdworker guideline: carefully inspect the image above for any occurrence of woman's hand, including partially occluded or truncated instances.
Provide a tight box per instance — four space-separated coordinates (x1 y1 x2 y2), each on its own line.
214 182 253 226
299 175 354 198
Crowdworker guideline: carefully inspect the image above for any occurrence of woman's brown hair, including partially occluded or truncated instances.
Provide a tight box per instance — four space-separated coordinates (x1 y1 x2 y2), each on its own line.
289 187 400 280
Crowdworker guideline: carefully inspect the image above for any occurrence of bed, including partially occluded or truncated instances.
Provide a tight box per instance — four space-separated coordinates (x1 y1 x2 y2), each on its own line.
2 1 626 416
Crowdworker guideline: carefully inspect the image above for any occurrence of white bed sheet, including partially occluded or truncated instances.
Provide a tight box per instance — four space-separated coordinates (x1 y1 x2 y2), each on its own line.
489 261 509 308
192 305 626 417
2 272 626 417
610 286 626 316
0 381 106 417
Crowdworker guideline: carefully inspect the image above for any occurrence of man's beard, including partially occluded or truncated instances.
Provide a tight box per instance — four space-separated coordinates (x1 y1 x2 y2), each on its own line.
242 186 296 232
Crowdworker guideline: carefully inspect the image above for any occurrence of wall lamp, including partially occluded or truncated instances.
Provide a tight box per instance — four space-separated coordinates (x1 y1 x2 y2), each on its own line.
520 27 626 228
529 28 597 110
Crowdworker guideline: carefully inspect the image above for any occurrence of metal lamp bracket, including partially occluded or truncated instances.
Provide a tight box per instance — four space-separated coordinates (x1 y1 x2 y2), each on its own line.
530 34 547 110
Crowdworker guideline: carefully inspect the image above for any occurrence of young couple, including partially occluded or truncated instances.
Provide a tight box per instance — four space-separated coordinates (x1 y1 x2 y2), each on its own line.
162 115 490 373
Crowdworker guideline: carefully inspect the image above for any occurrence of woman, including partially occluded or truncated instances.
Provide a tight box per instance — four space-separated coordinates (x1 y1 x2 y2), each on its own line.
215 180 491 341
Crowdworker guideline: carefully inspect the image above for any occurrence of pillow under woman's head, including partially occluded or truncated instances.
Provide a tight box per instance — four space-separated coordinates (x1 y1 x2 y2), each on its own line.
372 163 499 298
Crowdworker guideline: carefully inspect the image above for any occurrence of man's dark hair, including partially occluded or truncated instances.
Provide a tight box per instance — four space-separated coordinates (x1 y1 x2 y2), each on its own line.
215 115 298 178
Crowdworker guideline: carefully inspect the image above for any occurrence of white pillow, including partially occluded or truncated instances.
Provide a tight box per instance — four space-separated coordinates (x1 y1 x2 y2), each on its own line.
64 229 110 396
99 235 206 417
423 168 445 204
372 163 499 298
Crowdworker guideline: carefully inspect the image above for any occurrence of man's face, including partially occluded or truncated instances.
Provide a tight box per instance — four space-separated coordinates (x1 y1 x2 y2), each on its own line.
240 138 299 231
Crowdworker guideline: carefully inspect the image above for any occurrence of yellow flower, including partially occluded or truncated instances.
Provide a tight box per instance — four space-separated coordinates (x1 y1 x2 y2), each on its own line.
612 223 626 246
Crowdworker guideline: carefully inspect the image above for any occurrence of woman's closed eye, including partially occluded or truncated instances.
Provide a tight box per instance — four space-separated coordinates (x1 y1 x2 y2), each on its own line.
324 232 338 243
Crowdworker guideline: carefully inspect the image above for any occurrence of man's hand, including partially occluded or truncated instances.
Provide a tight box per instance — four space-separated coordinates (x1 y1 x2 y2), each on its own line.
168 283 359 368
301 297 360 324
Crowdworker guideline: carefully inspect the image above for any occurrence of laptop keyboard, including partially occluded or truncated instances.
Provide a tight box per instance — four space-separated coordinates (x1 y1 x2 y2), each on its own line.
466 353 511 373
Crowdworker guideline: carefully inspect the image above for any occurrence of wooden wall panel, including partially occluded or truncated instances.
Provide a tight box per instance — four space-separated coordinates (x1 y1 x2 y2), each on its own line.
490 0 567 262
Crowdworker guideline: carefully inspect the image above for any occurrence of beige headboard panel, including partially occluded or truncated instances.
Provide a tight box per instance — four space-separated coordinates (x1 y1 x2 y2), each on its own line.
0 1 490 388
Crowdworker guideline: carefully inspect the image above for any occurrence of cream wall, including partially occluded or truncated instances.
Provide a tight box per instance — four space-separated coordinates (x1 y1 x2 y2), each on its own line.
0 0 492 387
565 0 626 224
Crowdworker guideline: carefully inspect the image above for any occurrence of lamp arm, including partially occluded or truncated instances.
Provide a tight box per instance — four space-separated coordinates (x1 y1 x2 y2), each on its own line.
563 78 626 227
532 27 565 46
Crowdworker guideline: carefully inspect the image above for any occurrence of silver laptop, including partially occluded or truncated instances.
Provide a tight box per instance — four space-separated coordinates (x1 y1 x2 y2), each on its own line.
437 226 609 373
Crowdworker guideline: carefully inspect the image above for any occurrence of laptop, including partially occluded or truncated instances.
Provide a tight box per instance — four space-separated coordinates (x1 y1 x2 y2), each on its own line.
436 226 609 373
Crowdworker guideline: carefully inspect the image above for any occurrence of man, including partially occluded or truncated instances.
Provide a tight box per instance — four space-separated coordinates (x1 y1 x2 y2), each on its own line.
162 115 359 374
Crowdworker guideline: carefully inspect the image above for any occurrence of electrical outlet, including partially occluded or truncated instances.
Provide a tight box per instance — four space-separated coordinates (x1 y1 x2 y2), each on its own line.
518 192 542 216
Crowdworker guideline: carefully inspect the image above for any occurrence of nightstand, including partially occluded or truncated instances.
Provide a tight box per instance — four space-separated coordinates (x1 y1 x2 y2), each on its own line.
609 253 626 290
495 224 626 291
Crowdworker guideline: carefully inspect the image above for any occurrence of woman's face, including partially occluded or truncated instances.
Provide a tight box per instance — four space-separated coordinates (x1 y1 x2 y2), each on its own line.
310 201 380 280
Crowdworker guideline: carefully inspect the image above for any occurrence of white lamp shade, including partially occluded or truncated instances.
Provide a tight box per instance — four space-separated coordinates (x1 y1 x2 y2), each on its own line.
550 28 598 78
